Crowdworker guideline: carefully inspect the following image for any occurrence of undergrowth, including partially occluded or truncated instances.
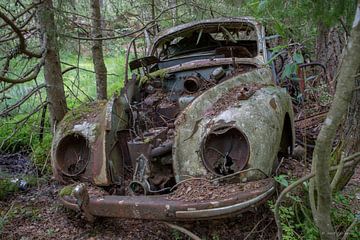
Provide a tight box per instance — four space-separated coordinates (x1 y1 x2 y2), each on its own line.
272 175 359 239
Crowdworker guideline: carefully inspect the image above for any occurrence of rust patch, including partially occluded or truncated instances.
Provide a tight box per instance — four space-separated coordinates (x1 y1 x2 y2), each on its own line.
204 84 266 117
269 98 277 110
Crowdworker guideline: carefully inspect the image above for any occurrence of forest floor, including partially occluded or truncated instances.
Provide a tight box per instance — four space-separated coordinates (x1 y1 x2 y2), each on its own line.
0 153 359 240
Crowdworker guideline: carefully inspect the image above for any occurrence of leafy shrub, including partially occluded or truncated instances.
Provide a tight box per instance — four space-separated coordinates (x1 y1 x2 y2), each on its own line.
271 178 359 239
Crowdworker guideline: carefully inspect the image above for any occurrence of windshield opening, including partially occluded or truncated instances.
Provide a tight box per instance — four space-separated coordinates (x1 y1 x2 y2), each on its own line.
153 23 258 60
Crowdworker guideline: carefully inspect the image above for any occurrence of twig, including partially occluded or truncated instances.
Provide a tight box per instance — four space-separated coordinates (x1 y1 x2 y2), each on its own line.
275 157 285 176
13 101 47 125
0 58 44 84
162 222 201 240
60 62 119 76
0 2 39 29
0 83 46 117
339 17 350 37
61 66 77 75
169 177 210 192
60 3 185 41
243 216 267 240
0 10 41 58
341 218 359 240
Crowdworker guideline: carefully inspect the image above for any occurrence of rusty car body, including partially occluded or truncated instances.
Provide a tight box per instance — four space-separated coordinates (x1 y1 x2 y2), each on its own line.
51 17 294 221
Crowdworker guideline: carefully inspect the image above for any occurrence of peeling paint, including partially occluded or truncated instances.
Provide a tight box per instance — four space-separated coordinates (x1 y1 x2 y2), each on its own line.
73 122 98 142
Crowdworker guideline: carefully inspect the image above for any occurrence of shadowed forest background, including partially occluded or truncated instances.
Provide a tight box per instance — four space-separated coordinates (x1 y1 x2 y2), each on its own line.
0 0 360 239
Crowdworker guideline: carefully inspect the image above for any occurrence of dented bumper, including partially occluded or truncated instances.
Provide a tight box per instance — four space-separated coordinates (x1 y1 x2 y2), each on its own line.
59 178 275 221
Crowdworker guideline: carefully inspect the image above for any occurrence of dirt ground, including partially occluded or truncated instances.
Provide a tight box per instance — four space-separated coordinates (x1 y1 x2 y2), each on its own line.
0 180 276 240
0 154 359 240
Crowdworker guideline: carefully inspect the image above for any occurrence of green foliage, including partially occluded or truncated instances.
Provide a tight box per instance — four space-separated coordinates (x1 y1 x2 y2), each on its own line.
0 112 52 174
0 175 42 201
171 229 181 240
270 182 360 239
58 184 76 197
0 204 14 235
0 179 19 200
0 113 45 153
243 0 357 51
274 174 290 187
332 194 360 239
1 52 126 174
60 52 125 102
31 133 53 175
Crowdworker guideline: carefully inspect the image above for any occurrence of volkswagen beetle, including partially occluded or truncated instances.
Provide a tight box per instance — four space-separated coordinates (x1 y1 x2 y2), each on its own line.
52 17 294 221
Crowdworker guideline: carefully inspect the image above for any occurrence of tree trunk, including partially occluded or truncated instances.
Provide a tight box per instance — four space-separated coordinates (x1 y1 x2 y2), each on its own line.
169 0 177 26
316 21 344 90
91 0 107 100
37 0 67 130
151 0 157 35
335 73 360 189
310 2 360 239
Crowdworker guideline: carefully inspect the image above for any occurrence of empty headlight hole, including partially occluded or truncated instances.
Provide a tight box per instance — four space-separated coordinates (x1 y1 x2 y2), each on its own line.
202 127 250 176
56 134 90 177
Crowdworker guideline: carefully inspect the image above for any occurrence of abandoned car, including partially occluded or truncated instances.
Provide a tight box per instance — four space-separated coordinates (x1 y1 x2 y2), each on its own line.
52 17 294 221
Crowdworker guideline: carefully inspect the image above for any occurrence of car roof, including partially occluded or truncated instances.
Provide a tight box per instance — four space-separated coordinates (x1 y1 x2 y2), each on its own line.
151 17 261 51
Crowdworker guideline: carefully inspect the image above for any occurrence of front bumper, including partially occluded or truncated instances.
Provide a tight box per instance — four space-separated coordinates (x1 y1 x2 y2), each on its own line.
60 178 275 221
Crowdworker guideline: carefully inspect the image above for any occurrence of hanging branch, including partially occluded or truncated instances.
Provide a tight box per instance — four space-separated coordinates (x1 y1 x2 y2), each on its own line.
0 58 44 84
0 2 40 29
0 10 41 58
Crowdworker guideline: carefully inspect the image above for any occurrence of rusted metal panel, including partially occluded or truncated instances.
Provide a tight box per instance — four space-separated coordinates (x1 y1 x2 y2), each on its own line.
51 96 128 186
173 68 294 182
61 178 275 221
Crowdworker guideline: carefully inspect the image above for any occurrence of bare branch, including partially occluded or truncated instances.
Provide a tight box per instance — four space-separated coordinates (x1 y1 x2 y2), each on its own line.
0 2 40 28
0 10 41 58
162 222 201 240
61 61 119 76
0 83 15 94
0 58 44 84
60 3 185 41
0 83 46 117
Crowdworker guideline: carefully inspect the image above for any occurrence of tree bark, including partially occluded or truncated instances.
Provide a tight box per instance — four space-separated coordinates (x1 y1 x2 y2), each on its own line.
310 2 360 239
169 0 177 27
335 72 360 190
151 0 157 35
91 0 107 100
316 21 344 89
37 0 67 130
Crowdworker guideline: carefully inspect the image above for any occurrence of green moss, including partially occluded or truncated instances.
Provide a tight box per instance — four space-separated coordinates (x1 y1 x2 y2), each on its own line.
62 101 107 125
59 100 107 135
138 69 168 85
59 184 76 197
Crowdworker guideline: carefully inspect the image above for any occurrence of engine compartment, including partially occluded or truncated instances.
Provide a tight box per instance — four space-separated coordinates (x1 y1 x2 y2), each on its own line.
125 64 256 195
